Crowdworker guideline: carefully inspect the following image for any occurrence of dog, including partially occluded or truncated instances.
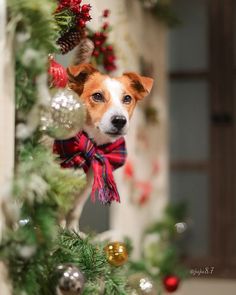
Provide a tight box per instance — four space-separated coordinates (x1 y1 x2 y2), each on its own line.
63 63 154 230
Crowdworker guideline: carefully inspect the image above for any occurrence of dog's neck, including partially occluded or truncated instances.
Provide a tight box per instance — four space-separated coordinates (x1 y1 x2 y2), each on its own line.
83 125 120 146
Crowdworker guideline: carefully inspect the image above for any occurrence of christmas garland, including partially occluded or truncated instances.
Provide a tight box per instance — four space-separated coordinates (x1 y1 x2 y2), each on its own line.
3 1 126 294
53 0 117 72
2 1 185 294
139 0 180 27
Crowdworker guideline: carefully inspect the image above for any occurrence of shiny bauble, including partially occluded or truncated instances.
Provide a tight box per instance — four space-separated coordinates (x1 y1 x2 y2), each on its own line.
163 275 180 293
104 241 128 267
128 273 157 294
143 0 158 9
40 88 86 139
175 222 188 234
56 264 85 295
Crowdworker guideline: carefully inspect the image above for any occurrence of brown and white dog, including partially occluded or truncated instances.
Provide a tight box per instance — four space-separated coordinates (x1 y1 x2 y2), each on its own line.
65 63 153 230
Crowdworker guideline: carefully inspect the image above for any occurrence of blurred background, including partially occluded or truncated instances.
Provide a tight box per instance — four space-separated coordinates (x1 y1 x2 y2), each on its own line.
58 0 236 293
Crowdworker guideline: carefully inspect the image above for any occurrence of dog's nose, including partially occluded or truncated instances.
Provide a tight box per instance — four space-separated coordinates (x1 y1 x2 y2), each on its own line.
111 115 127 130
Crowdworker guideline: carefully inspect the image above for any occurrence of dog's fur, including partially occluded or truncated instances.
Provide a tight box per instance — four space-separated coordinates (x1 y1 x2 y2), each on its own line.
65 64 153 230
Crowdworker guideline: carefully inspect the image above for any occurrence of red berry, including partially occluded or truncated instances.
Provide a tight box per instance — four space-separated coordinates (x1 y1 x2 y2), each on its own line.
70 0 82 4
56 0 71 11
72 6 81 14
103 9 110 18
82 12 91 21
106 55 116 63
106 45 113 51
102 22 109 30
100 47 106 53
78 19 86 28
104 63 116 72
81 4 91 13
100 32 106 38
94 32 101 39
99 33 107 44
60 0 70 6
93 50 100 57
94 40 102 47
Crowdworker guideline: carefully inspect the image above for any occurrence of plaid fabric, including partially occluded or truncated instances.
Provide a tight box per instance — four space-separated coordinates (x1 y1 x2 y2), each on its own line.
53 131 127 204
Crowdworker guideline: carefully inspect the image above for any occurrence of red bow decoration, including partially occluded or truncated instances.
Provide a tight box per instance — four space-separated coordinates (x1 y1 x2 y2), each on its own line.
53 131 127 204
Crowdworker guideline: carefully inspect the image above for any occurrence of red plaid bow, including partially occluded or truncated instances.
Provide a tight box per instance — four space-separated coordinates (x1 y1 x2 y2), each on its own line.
53 131 127 204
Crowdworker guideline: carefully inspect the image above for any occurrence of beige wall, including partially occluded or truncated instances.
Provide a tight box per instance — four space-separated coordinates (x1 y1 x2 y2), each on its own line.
89 0 169 257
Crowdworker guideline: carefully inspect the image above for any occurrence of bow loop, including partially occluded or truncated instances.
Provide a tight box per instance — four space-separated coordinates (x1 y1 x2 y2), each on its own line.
53 131 127 204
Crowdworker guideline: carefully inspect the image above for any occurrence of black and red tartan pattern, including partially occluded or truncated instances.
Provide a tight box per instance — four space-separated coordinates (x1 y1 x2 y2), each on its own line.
53 131 127 204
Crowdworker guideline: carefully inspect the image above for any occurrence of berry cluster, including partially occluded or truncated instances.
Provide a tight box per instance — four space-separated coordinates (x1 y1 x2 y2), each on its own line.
56 0 92 28
91 10 117 72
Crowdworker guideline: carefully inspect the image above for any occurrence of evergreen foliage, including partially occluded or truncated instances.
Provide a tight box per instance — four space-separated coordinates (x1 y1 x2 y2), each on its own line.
2 1 128 294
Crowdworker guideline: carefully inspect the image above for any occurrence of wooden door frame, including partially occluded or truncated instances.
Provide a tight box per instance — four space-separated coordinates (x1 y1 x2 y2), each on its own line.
209 0 236 277
169 0 236 278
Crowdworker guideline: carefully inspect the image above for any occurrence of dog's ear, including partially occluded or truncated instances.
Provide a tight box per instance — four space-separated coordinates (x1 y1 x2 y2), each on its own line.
123 72 154 100
67 63 98 95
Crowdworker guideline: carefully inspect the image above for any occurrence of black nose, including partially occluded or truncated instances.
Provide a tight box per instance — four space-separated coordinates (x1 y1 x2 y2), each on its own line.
111 115 127 130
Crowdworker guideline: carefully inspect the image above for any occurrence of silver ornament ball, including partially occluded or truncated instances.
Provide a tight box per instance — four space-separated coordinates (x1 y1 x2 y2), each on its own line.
56 264 85 295
175 222 188 234
40 88 86 139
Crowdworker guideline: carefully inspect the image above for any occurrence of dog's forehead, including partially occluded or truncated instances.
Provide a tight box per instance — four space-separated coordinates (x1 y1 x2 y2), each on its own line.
103 77 124 100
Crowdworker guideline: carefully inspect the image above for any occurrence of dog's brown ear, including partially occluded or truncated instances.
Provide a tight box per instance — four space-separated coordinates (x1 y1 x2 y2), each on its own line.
67 63 98 95
123 72 154 100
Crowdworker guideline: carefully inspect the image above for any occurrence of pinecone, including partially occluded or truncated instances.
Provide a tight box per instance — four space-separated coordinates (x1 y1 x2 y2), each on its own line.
57 28 85 54
73 38 94 65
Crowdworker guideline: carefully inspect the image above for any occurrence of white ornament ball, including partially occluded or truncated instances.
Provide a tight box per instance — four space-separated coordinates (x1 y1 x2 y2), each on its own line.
40 88 86 139
128 273 157 295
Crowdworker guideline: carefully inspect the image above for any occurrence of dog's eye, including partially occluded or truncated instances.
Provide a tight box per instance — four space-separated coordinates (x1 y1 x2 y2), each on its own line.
92 92 104 102
123 95 132 104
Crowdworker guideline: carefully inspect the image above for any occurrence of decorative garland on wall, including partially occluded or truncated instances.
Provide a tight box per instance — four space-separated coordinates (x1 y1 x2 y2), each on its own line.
54 1 117 72
139 0 180 27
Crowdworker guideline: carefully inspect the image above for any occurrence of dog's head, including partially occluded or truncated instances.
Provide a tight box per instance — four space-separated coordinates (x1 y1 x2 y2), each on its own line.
67 63 154 145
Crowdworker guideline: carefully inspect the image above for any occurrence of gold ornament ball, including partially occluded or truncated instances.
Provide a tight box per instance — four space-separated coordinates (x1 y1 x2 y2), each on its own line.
105 241 128 267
